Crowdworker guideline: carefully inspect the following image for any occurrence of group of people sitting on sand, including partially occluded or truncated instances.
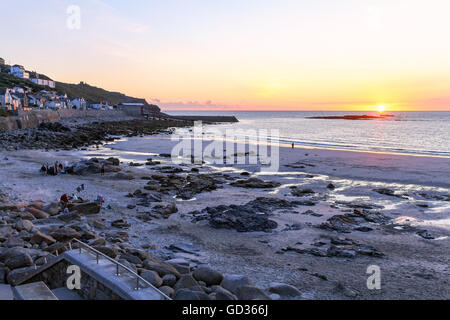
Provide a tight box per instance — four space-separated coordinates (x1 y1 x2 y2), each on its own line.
59 183 105 213
40 161 74 175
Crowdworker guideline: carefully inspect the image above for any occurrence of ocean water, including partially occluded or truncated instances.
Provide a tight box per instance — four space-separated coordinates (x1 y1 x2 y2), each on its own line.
164 111 450 157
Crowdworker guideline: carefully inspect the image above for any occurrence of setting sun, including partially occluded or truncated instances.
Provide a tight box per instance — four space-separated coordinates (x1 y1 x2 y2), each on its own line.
376 105 387 113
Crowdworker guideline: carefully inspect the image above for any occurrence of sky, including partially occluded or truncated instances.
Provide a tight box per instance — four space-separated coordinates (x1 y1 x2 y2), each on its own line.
1 0 450 111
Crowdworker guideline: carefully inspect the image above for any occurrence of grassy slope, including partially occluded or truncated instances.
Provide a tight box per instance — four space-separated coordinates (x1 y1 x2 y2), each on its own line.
0 72 54 92
55 81 146 105
0 71 157 108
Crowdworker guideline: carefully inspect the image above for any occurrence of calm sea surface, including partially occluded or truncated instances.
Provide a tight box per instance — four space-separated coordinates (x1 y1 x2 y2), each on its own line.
164 111 450 157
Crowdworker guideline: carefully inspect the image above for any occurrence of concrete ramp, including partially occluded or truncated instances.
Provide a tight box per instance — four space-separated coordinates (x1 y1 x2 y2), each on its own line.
63 249 169 300
13 282 58 300
0 284 14 300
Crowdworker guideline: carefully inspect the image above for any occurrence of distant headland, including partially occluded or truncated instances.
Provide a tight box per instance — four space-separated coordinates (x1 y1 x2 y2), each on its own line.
306 114 394 120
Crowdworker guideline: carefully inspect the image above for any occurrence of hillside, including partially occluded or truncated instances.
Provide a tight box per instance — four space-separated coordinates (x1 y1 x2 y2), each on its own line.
55 81 151 105
0 71 159 110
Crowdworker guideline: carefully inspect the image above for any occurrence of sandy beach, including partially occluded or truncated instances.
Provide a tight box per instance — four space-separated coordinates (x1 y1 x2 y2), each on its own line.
1 131 449 299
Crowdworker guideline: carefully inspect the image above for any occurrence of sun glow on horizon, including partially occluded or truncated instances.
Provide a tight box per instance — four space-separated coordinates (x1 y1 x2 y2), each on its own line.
376 105 387 113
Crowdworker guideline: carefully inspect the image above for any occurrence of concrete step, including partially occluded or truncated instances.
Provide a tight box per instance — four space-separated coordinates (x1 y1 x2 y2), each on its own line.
13 281 58 300
0 284 14 300
63 249 168 300
52 287 83 300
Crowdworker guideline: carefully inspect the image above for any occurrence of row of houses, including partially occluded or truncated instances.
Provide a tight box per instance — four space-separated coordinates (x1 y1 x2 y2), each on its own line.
0 58 160 115
0 85 119 112
0 58 91 112
9 64 56 88
8 65 55 88
0 86 90 112
0 57 56 88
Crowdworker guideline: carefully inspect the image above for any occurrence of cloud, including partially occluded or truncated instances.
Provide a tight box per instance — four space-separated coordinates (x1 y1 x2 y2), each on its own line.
92 0 149 34
151 99 222 108
411 96 450 110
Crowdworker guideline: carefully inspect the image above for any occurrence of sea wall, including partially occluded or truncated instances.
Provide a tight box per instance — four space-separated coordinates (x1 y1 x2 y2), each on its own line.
0 111 59 131
56 109 127 119
0 109 127 132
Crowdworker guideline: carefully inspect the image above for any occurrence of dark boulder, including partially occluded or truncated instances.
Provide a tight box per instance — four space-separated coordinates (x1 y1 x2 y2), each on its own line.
230 178 280 189
193 266 224 286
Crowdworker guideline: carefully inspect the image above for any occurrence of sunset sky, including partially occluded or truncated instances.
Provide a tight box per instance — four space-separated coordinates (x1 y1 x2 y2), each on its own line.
2 0 450 111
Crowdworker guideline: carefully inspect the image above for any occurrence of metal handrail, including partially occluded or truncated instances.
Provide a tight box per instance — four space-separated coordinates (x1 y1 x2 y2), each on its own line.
70 238 171 300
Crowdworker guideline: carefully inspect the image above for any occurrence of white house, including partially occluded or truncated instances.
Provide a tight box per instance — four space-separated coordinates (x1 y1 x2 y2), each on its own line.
0 88 13 110
10 94 22 110
45 100 64 109
10 65 29 79
90 101 111 110
72 97 87 110
63 98 73 109
12 87 25 94
28 95 46 108
30 78 56 88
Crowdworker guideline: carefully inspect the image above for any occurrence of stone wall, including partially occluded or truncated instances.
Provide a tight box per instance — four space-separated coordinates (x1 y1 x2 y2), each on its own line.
0 109 128 132
56 109 127 119
24 259 69 289
77 270 123 300
0 111 60 131
24 259 123 300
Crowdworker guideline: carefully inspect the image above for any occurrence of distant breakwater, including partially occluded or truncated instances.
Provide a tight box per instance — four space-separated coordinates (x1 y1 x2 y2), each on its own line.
170 115 239 123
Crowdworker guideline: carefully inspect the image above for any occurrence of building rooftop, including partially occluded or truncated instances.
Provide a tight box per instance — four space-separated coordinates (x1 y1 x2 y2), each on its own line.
120 102 145 106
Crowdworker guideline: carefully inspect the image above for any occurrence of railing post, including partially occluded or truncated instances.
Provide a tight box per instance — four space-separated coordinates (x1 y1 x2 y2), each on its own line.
96 252 99 264
136 277 139 290
116 264 120 276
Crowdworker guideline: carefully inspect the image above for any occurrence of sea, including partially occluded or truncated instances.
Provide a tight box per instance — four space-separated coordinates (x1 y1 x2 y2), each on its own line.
164 111 450 158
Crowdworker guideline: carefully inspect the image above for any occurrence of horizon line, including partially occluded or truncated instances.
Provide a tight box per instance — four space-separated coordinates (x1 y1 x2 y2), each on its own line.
161 108 450 112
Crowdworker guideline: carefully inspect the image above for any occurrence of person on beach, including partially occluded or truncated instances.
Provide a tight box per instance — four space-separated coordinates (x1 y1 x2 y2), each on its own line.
76 184 85 193
101 164 105 175
96 194 105 207
292 142 295 149
60 193 69 208
40 164 47 175
47 166 55 176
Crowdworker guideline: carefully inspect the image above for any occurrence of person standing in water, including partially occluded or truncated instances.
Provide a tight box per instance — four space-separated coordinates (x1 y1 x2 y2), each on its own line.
291 142 295 149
